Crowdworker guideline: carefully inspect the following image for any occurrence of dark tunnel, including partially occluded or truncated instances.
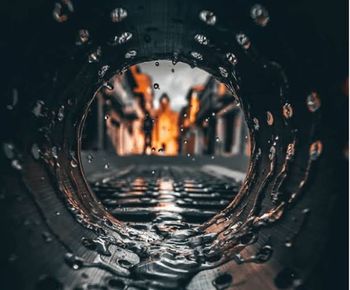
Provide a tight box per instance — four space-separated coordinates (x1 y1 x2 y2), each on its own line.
0 0 348 289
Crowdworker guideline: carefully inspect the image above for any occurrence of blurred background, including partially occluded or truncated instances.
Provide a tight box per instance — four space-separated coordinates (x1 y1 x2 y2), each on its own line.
82 60 250 158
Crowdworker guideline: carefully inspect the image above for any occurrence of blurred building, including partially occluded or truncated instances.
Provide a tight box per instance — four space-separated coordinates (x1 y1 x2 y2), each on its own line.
152 94 179 155
179 77 250 157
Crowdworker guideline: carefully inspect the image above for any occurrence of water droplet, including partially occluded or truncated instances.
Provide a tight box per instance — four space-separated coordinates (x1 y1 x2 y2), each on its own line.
254 245 273 263
110 8 128 23
32 100 45 117
267 111 274 125
51 146 58 159
236 33 251 49
151 170 155 174
42 231 53 243
190 51 203 60
284 239 293 247
64 253 83 270
103 82 114 90
215 137 220 142
70 159 78 168
194 34 209 45
3 143 15 159
88 47 101 63
118 32 133 44
11 159 22 170
98 65 109 78
286 143 295 160
218 67 228 78
104 163 110 170
125 50 137 59
118 259 133 268
87 154 94 163
6 88 18 110
306 91 321 112
226 52 238 66
283 103 293 119
155 61 160 66
105 114 110 120
213 273 232 289
53 0 74 23
269 146 276 160
199 10 217 25
310 140 322 160
253 117 260 130
250 4 270 26
57 105 65 122
76 29 89 45
31 143 41 160
153 83 160 90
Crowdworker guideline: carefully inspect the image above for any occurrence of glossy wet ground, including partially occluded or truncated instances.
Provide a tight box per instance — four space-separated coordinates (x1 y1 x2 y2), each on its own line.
90 166 241 233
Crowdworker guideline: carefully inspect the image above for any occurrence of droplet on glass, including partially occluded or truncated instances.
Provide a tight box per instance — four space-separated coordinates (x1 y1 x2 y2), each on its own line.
215 137 220 142
118 32 133 44
213 273 233 288
125 50 137 59
104 163 110 170
286 143 295 160
269 146 276 160
250 4 270 26
253 117 260 130
11 159 22 171
199 10 217 25
155 61 160 66
70 159 78 168
283 103 293 119
98 65 109 78
103 82 114 90
6 88 18 110
88 47 101 63
31 143 41 160
153 83 160 90
219 67 228 78
42 231 53 243
57 105 65 122
53 0 74 23
194 34 209 45
190 51 203 61
3 143 15 159
51 146 58 159
236 33 251 49
76 29 89 45
267 111 274 125
87 154 94 163
306 91 321 112
226 52 238 66
309 140 322 161
32 100 45 117
110 8 128 23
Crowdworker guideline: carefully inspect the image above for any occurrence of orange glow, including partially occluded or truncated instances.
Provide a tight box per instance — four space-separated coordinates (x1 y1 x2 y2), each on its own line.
152 95 179 155
130 66 154 113
183 87 202 128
